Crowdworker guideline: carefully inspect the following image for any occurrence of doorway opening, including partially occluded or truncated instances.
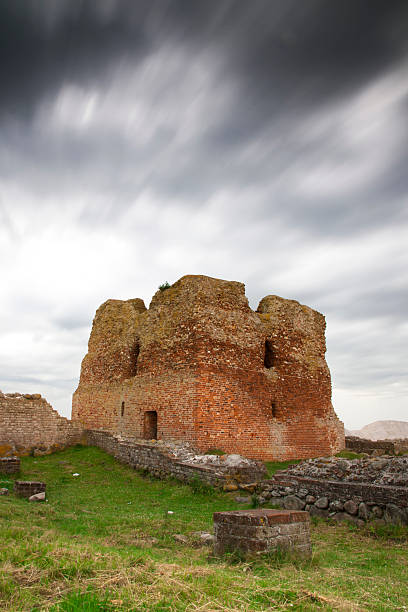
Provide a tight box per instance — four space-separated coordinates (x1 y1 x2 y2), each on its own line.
143 411 157 440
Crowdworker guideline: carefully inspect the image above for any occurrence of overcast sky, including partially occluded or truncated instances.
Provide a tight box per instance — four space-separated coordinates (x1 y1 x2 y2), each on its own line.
0 0 407 429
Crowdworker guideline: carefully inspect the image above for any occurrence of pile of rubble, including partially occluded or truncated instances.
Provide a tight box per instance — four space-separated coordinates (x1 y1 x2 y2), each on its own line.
283 456 408 487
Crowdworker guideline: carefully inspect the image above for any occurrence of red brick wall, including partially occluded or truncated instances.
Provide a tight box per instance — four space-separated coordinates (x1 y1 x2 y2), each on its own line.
0 392 84 457
72 275 344 460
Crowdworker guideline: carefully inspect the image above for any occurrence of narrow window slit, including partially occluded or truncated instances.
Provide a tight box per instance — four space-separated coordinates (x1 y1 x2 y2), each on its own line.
264 340 275 368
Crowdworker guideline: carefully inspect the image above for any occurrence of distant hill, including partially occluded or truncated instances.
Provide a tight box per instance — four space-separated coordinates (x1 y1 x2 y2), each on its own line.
347 420 408 441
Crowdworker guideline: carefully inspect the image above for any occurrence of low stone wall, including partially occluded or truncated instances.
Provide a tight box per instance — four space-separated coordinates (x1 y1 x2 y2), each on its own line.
0 457 20 474
346 436 408 455
213 509 311 557
258 474 408 525
86 430 266 486
0 392 85 457
14 481 46 498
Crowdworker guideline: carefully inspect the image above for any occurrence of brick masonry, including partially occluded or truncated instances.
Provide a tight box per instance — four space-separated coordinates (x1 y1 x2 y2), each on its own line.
0 392 84 457
0 457 20 474
72 275 344 461
213 509 311 556
14 481 46 498
86 430 266 486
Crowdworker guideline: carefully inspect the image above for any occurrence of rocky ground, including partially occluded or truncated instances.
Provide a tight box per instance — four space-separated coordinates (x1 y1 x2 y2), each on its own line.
283 455 408 487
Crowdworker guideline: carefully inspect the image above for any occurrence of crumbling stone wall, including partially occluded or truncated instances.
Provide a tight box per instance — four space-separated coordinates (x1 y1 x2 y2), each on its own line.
258 475 408 526
0 392 84 457
72 275 344 460
86 430 266 486
346 436 408 455
257 456 408 526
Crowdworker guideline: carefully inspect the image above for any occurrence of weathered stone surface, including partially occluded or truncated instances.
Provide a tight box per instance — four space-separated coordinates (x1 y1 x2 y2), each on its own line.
384 504 407 525
199 533 215 544
29 491 45 502
223 483 238 492
358 502 369 520
331 512 365 527
173 534 188 544
283 495 305 510
344 500 358 516
370 506 383 519
329 500 343 512
72 275 344 461
235 496 251 504
308 506 328 519
315 496 329 509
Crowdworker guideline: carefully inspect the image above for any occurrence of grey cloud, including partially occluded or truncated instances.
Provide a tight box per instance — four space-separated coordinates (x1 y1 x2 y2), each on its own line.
0 0 407 427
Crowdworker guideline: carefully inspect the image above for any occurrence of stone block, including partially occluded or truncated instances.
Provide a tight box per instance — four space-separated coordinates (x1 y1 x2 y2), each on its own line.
14 481 46 498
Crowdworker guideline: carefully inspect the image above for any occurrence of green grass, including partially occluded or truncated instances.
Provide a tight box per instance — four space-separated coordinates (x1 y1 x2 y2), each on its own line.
335 451 367 459
265 459 300 476
1 447 408 611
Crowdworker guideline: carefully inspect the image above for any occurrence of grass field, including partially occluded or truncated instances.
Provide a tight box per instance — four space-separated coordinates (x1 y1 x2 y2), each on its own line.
1 446 408 611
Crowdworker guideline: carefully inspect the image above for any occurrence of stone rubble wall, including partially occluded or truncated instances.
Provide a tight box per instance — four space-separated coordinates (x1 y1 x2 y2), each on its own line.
257 474 408 526
86 430 266 486
346 435 408 455
0 392 85 457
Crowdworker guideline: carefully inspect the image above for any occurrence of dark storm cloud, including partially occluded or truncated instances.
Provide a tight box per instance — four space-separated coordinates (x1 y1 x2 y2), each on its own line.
1 0 407 240
2 0 408 120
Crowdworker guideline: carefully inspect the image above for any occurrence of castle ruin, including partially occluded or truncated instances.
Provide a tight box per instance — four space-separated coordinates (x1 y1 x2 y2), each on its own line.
72 275 344 460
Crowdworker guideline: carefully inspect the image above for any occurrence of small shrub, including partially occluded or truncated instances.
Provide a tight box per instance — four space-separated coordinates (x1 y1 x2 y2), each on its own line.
189 475 214 495
366 522 408 542
47 588 111 611
205 448 225 456
335 450 366 459
251 494 260 508
159 281 171 291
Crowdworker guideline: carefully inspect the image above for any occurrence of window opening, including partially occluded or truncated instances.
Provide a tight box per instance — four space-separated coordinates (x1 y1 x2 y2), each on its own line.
264 340 275 368
143 410 157 440
271 402 277 418
130 342 140 377
121 401 125 417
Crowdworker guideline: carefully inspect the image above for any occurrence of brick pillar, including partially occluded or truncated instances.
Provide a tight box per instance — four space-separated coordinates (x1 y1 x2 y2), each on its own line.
14 481 46 498
213 509 311 557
